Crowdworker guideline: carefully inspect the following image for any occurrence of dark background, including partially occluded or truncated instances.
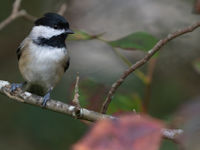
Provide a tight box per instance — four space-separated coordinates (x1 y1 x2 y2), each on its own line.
0 0 200 149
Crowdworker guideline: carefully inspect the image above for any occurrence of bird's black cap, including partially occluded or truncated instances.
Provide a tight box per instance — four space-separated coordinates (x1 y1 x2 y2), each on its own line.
34 13 70 30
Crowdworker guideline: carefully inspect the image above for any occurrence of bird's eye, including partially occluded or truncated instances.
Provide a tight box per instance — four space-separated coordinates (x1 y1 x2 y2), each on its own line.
54 25 59 29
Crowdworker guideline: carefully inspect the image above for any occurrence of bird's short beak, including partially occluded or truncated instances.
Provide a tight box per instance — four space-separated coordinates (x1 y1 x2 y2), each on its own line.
65 29 74 34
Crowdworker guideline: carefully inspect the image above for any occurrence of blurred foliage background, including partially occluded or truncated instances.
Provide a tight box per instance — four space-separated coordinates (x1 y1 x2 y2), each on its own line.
0 0 200 150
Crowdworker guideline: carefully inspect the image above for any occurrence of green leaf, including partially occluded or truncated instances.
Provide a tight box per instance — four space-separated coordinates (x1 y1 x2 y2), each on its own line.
109 32 158 51
68 30 91 40
107 93 142 114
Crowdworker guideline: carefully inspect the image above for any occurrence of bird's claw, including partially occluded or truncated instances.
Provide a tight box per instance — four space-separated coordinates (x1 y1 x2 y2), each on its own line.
42 92 50 107
10 83 23 92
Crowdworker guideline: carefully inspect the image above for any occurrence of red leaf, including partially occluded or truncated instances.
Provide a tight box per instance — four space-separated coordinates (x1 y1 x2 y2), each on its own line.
72 114 164 150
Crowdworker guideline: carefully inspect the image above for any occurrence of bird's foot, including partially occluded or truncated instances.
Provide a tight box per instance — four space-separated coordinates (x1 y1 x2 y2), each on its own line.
41 87 53 107
10 82 26 92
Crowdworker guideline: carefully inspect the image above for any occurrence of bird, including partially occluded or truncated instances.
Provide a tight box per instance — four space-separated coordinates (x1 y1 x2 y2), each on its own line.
10 12 74 107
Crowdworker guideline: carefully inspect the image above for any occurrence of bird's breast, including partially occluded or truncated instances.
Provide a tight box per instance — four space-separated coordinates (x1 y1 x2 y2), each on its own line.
19 41 68 89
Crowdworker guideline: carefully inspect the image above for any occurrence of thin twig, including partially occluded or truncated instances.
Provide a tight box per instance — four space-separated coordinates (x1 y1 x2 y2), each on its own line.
0 0 36 30
57 3 67 16
0 79 182 141
72 73 81 108
22 12 37 21
12 0 21 14
101 21 200 114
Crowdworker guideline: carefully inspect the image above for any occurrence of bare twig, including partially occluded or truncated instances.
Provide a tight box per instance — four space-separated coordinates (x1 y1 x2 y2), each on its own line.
57 3 67 16
0 0 36 30
22 13 36 21
12 0 21 14
72 73 81 108
0 79 183 140
101 21 200 114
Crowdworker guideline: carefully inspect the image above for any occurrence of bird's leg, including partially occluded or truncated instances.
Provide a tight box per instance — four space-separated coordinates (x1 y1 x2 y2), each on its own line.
42 87 53 107
10 81 27 92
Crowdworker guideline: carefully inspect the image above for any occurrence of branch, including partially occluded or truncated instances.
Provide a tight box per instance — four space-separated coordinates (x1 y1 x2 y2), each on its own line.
0 0 36 30
101 21 200 114
0 80 114 122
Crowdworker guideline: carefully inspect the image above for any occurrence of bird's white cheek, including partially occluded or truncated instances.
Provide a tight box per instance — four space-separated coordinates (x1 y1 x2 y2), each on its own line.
30 25 66 40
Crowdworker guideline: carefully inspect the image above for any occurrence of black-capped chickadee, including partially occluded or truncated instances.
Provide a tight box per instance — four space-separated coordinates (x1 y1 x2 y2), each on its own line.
11 13 74 107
